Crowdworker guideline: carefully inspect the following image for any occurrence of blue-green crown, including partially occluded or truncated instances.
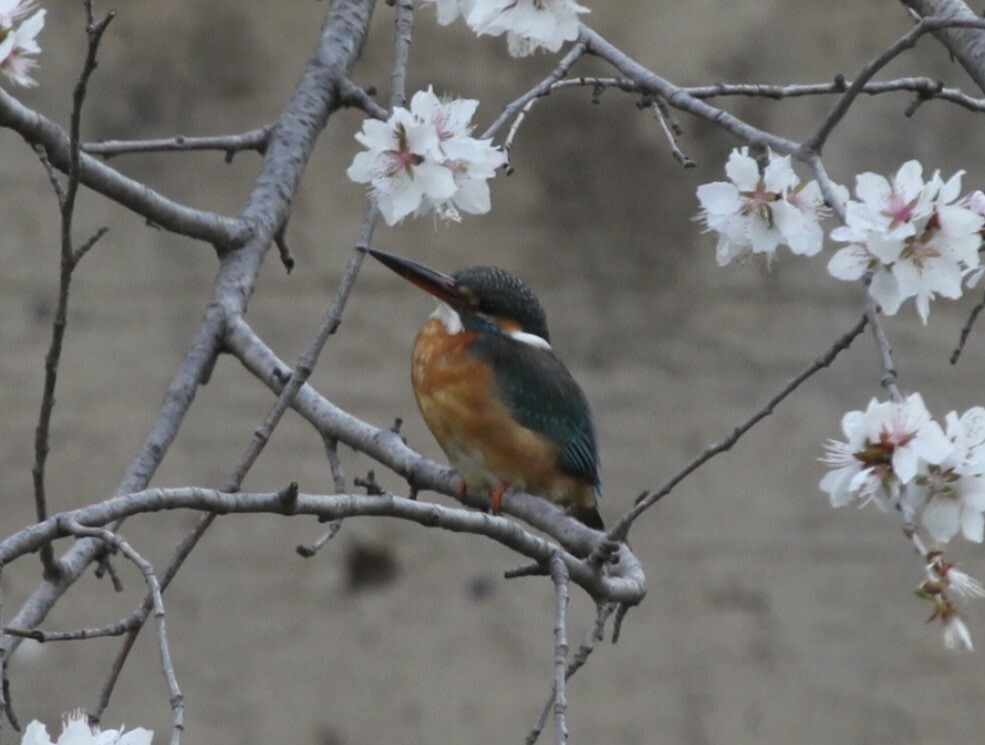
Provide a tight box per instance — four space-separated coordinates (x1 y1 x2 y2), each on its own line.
452 266 550 343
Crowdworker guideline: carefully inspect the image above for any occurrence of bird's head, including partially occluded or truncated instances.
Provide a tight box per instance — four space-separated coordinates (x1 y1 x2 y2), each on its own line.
368 249 550 345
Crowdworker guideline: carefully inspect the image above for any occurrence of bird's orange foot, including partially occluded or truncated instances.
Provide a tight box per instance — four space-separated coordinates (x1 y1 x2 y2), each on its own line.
456 479 468 499
489 483 509 515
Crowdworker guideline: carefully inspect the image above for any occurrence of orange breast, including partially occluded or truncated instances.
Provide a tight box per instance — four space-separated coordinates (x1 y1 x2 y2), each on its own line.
411 318 595 512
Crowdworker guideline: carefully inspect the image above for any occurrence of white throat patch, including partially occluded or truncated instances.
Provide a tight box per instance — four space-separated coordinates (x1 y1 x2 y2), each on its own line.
430 302 463 333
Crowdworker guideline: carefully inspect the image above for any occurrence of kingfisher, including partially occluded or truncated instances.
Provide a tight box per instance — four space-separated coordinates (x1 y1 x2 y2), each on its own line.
368 248 604 530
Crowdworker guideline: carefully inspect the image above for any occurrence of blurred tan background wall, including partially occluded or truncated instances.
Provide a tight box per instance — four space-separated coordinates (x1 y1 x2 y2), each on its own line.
3 2 985 744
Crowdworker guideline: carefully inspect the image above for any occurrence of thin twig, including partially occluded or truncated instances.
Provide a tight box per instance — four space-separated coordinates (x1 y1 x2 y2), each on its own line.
482 40 587 140
90 511 215 722
526 604 614 745
298 435 349 553
611 602 631 643
950 290 985 364
296 522 345 558
339 80 389 120
505 560 548 579
5 620 137 643
807 16 985 152
30 4 115 581
274 224 295 273
687 76 985 111
650 97 695 168
865 294 903 402
57 519 184 745
82 126 273 159
487 74 985 112
611 314 870 542
548 554 570 745
324 436 347 493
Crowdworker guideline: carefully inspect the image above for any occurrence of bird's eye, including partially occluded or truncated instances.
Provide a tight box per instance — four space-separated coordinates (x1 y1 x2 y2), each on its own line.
460 287 480 310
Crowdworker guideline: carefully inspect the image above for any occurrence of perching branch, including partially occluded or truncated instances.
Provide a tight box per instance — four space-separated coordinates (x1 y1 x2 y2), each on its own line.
223 315 643 580
0 489 644 605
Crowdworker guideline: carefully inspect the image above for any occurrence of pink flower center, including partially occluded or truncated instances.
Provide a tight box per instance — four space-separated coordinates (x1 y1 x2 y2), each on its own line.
884 194 915 228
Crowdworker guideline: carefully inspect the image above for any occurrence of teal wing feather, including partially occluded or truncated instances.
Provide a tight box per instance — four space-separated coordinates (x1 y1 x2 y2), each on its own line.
469 330 601 489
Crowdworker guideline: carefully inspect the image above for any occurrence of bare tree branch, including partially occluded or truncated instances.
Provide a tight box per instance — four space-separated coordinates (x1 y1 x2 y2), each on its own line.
4 0 381 668
613 314 870 542
0 87 246 248
951 290 985 364
580 26 806 158
55 519 184 745
30 5 115 582
901 0 985 94
83 126 273 159
0 490 644 605
807 16 985 152
865 294 904 402
223 315 643 579
526 604 615 745
390 0 415 109
549 553 570 745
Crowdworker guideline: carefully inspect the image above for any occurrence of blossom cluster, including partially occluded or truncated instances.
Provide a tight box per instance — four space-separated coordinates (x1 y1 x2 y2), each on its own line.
695 148 835 267
820 394 985 650
820 394 985 545
347 87 506 226
0 0 45 87
696 152 985 324
22 711 153 745
420 0 588 57
829 162 985 323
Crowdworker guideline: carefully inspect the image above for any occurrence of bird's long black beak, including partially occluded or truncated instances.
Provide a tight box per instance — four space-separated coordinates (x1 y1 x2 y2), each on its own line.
367 249 464 307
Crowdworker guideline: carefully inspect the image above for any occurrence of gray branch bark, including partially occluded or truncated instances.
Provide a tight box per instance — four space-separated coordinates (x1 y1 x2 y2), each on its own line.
4 0 379 652
901 0 985 93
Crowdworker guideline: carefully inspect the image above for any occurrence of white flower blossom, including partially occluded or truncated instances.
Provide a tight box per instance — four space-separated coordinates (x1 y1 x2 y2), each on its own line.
347 90 506 227
828 163 984 323
408 87 506 221
906 408 985 543
22 710 153 745
943 613 975 652
466 0 589 57
819 393 948 510
940 565 985 599
695 147 834 266
419 0 475 25
347 108 457 226
0 0 44 87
